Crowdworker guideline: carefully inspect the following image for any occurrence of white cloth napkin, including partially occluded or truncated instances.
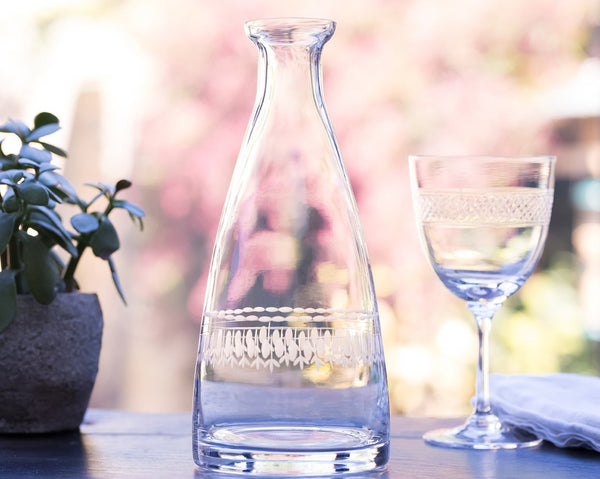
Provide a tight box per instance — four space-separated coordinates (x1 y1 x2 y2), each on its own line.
489 373 600 452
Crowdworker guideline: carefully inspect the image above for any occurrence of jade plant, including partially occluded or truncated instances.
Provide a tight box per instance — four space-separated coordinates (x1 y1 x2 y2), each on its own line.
0 112 144 332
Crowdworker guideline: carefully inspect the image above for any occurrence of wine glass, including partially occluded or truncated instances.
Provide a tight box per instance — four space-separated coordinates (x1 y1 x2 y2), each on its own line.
409 155 555 449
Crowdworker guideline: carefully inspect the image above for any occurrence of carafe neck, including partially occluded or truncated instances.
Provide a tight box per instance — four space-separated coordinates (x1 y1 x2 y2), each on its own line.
245 18 335 113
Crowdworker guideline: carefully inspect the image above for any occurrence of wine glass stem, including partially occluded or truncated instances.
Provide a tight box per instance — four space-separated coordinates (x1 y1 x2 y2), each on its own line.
467 301 501 417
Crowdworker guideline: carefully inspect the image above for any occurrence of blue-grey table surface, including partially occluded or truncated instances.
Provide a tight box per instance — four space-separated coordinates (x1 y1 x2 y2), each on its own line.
0 409 598 478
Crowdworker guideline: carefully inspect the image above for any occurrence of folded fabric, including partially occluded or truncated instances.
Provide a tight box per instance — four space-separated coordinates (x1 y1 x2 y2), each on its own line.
489 373 600 452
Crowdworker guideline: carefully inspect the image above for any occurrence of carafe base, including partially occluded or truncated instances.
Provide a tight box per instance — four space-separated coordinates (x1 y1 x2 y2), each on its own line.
194 423 389 475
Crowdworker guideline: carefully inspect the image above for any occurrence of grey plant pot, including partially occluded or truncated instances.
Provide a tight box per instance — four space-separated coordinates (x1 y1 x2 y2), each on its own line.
0 292 103 434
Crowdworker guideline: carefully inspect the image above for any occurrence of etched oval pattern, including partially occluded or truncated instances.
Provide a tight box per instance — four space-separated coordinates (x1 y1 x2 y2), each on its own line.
200 308 379 371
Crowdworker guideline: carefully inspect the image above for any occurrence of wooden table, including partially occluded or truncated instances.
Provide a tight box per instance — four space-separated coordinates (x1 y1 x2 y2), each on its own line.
0 410 598 478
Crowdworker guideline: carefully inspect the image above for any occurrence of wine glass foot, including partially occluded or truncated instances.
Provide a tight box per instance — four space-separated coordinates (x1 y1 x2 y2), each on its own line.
423 413 542 450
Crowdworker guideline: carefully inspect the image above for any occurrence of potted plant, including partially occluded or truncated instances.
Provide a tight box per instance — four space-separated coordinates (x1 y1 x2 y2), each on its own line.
0 112 144 433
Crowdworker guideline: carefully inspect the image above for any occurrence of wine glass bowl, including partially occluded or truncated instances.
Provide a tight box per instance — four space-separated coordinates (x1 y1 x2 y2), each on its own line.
409 155 555 449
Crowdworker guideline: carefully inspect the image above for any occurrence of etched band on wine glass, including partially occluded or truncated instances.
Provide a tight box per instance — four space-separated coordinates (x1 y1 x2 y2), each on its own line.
416 189 554 226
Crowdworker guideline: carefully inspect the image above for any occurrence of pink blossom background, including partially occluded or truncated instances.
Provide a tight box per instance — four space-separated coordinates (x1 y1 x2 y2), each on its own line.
0 0 597 415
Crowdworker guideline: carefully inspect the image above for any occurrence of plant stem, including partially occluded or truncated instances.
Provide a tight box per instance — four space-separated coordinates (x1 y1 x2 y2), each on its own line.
86 191 105 211
7 238 27 293
467 301 502 417
103 199 114 217
63 242 87 292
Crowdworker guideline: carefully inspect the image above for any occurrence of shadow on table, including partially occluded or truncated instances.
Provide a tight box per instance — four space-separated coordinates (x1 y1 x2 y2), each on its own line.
410 441 600 479
0 430 88 477
464 442 600 478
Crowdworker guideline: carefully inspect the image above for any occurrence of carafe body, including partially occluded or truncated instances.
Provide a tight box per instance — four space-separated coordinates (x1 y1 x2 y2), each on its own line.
192 18 390 475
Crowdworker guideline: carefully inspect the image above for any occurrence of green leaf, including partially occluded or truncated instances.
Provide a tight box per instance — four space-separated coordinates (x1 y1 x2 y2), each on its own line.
2 192 19 213
132 215 144 230
49 248 66 270
17 158 41 169
39 142 67 158
39 171 77 199
34 112 59 129
71 212 99 234
19 144 52 163
30 220 76 257
112 199 145 218
20 174 64 204
112 199 145 230
0 170 28 184
0 269 17 332
17 182 50 206
38 163 60 174
115 179 132 193
22 234 59 304
26 123 60 142
0 119 30 139
0 212 18 255
90 218 120 259
0 156 18 169
28 205 63 228
27 206 78 257
86 182 115 196
108 256 127 305
43 185 64 204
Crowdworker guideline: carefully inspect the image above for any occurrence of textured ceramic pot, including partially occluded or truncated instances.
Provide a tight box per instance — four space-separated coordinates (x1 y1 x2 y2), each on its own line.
0 293 103 433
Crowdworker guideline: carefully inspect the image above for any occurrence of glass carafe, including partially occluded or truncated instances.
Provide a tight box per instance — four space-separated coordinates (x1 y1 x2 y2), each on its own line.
192 18 390 475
